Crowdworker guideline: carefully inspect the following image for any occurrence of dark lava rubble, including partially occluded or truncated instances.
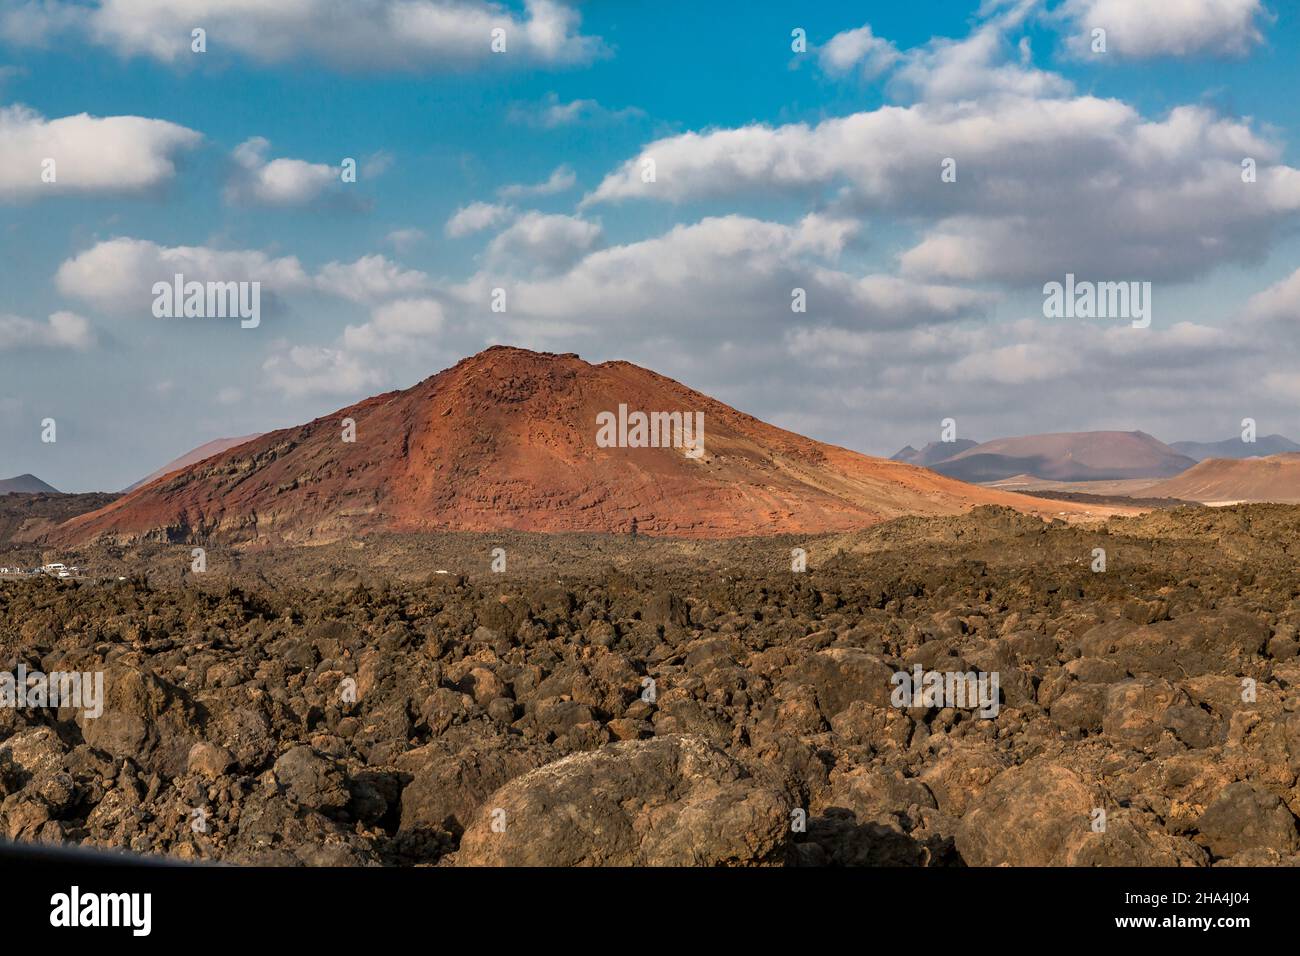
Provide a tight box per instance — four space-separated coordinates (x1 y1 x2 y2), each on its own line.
3 505 1300 866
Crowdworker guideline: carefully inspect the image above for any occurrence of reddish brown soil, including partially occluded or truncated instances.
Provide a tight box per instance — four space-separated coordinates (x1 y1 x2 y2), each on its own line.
1143 453 1300 503
55 347 1127 545
125 434 264 492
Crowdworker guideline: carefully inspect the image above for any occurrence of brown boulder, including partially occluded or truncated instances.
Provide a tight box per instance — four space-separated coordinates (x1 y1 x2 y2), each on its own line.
455 735 789 866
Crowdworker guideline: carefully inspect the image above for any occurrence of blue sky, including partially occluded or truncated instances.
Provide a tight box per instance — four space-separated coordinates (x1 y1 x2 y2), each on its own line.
3 0 1300 491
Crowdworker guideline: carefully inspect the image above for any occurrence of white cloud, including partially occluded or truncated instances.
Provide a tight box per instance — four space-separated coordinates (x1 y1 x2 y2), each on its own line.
253 212 996 399
6 0 604 70
771 304 1273 454
314 255 433 304
20 1 1296 459
890 20 1072 102
1060 0 1269 58
1239 266 1300 327
0 310 94 350
262 345 386 398
261 298 447 397
343 297 445 353
815 3 1067 102
818 24 900 79
56 238 310 315
445 201 514 237
454 213 985 338
949 341 1082 385
226 137 347 207
413 190 1291 456
586 95 1300 283
497 164 576 199
0 1 79 45
229 198 1300 462
56 240 435 316
484 211 602 273
0 103 200 201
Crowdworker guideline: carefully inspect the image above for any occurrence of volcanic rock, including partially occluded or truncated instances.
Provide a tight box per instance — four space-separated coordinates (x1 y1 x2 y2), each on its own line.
54 348 1116 545
454 735 790 865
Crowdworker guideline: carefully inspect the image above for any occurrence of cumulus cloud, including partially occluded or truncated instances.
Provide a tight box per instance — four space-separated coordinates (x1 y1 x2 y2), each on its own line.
252 212 994 399
774 305 1271 454
262 298 448 397
343 297 445 353
586 95 1300 283
818 24 900 79
226 137 356 207
1239 266 1300 327
3 0 604 70
0 0 79 45
440 209 1281 457
484 211 602 273
889 20 1071 102
55 240 437 322
314 255 433 304
228 195 1300 462
0 310 94 350
262 344 386 398
814 3 1066 102
21 1 1296 457
497 164 576 199
445 201 514 237
0 103 200 201
1060 0 1270 58
56 238 310 315
453 213 985 339
948 340 1083 385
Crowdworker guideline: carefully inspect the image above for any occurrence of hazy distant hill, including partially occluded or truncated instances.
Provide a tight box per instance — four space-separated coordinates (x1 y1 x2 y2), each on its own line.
1144 453 1300 503
927 431 1196 483
0 474 59 495
125 434 264 492
1170 434 1300 462
890 439 978 467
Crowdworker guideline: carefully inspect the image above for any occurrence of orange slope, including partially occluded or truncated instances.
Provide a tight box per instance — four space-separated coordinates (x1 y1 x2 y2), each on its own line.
57 347 1128 544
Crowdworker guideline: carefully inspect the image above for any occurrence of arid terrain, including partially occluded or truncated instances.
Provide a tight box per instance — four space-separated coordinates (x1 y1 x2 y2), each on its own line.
48 348 1128 548
1143 453 1300 505
0 493 119 550
4 502 1300 866
3 348 1298 868
921 431 1198 484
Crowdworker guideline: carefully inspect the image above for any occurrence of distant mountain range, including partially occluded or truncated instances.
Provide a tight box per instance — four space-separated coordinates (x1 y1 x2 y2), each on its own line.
890 439 978 467
1169 434 1300 461
892 430 1300 485
0 474 59 495
892 431 1195 483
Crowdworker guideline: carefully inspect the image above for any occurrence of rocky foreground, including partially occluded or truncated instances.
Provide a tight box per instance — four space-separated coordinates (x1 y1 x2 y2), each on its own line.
3 504 1300 866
